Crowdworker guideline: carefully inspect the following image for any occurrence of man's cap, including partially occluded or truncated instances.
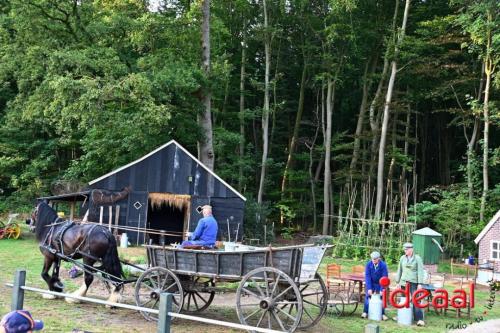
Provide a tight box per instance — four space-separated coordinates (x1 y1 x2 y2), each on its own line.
370 251 381 259
403 242 413 249
201 205 212 210
0 310 44 333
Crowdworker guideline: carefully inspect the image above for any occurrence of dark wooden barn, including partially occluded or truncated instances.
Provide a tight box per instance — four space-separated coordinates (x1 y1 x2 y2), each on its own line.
39 140 246 245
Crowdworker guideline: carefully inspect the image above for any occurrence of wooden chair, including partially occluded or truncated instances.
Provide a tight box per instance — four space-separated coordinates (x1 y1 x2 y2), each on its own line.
351 265 365 275
326 264 345 292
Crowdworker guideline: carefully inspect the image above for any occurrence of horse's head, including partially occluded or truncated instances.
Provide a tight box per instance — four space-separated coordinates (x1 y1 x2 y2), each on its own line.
26 202 41 232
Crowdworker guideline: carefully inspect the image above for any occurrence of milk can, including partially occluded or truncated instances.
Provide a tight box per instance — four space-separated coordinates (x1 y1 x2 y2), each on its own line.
397 297 413 326
120 233 128 248
368 293 383 321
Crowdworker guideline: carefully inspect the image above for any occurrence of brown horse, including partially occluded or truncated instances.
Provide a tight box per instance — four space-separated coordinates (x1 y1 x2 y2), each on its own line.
29 201 123 304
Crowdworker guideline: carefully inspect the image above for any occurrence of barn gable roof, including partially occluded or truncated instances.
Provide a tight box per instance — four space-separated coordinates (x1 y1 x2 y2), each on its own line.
474 210 500 244
88 140 246 201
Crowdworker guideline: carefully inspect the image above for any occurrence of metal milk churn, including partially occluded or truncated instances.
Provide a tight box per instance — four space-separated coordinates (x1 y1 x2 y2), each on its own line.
368 293 383 321
397 297 413 326
120 233 128 248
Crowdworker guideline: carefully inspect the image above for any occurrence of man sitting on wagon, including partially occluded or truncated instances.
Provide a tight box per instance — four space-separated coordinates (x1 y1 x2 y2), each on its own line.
181 205 218 248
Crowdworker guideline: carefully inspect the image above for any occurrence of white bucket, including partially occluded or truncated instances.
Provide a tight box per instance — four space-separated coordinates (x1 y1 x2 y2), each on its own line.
120 233 128 248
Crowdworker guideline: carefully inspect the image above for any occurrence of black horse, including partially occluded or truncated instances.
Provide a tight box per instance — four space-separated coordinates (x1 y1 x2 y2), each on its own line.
29 201 123 304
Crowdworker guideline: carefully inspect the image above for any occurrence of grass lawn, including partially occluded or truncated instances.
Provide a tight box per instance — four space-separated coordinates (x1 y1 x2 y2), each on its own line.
0 225 498 332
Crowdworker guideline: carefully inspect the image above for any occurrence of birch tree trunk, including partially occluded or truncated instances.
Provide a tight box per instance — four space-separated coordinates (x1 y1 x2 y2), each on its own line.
323 77 334 234
238 20 247 192
257 0 270 204
198 0 215 176
480 54 492 222
374 0 410 218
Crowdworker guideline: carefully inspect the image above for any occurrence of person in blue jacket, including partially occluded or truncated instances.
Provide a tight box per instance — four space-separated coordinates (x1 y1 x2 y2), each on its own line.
181 205 218 248
361 251 389 320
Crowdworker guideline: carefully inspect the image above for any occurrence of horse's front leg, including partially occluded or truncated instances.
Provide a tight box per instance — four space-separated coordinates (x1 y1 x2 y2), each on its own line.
50 258 64 292
65 259 93 304
41 255 58 299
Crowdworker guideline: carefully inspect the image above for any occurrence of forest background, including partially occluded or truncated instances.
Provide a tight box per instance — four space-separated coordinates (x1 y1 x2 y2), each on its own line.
0 0 498 259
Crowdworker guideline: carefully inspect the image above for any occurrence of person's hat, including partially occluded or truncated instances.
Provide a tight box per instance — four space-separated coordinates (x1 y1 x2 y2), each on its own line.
201 205 212 210
403 242 413 249
370 251 381 259
0 310 44 333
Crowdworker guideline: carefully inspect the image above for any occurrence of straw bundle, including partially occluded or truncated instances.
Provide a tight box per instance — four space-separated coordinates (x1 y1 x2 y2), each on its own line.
149 193 191 210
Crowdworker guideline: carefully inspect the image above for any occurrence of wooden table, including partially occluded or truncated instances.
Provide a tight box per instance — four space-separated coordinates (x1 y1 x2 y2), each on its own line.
342 273 365 296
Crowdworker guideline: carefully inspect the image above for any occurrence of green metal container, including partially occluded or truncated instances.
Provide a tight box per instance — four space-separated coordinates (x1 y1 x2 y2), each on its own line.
412 227 443 265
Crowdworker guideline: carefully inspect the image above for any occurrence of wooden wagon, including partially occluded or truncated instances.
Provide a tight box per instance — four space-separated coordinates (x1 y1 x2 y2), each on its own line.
134 244 330 332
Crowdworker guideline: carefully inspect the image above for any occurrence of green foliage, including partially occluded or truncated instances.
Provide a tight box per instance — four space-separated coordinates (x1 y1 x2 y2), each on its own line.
408 201 439 225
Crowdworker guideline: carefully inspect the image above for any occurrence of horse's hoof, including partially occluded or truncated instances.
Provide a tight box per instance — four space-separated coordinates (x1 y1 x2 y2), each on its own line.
42 293 57 300
65 296 81 304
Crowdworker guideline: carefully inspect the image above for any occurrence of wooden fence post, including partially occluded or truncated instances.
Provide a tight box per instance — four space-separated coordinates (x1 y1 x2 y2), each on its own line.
11 269 26 310
157 293 173 333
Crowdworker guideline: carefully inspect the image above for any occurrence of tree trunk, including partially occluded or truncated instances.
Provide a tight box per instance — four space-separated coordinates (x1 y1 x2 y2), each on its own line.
280 59 307 216
480 57 492 221
238 20 247 192
375 0 410 218
323 77 334 235
198 0 215 176
350 57 376 174
401 104 411 183
257 0 270 204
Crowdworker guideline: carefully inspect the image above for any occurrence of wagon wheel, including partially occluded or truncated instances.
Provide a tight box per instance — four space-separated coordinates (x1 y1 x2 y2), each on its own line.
296 273 328 330
134 267 184 321
236 267 303 333
340 290 359 316
6 223 21 239
182 276 215 313
326 292 344 317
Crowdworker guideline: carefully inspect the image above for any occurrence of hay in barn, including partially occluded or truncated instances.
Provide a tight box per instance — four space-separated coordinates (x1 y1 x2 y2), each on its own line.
149 193 191 210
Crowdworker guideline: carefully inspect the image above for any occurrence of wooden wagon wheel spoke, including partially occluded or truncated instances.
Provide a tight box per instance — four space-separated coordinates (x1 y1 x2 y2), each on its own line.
193 291 208 304
273 285 293 301
302 307 315 321
244 308 262 321
303 299 321 308
255 309 267 328
271 310 287 331
250 277 266 298
192 292 200 310
242 287 264 300
274 305 298 322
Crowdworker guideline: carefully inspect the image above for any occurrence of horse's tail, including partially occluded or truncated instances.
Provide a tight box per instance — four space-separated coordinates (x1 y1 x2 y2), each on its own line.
102 233 124 282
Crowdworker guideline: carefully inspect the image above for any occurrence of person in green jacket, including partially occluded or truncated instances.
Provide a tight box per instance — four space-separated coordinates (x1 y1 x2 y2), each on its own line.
395 242 425 326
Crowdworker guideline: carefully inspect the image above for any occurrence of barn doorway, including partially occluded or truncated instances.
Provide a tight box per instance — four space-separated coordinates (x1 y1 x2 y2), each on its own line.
147 193 190 245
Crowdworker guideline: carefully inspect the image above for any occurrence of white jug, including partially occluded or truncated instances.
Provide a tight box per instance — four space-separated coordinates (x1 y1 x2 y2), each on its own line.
120 233 128 248
368 293 383 321
397 297 413 326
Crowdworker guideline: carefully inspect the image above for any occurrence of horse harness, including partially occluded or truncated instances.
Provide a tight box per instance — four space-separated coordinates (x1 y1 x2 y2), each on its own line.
41 219 103 261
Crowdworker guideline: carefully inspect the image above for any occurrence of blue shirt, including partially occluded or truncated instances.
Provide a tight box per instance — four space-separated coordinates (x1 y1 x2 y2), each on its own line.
365 260 388 292
191 216 218 246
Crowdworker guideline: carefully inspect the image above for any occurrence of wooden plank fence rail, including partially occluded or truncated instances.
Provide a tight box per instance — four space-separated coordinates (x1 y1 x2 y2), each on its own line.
7 269 283 333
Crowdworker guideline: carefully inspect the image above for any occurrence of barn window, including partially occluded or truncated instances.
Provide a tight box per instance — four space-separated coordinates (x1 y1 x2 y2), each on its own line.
492 241 500 260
